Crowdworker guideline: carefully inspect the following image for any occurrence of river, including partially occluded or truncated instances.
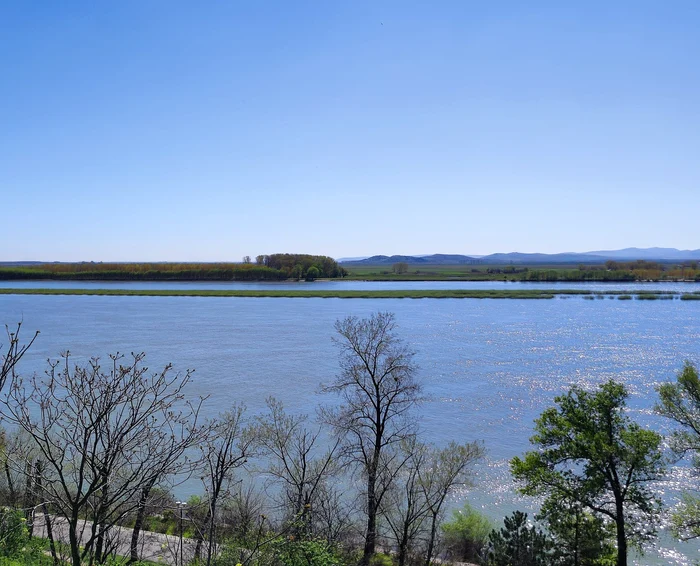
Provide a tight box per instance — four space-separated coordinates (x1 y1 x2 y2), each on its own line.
1 282 698 564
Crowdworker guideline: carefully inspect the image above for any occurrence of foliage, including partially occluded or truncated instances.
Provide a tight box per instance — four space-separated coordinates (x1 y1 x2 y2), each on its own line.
511 381 665 566
485 511 551 566
275 538 341 566
537 497 616 566
305 267 320 281
0 508 29 557
257 255 347 279
368 553 393 566
440 503 492 563
656 362 700 540
0 263 288 282
0 255 348 282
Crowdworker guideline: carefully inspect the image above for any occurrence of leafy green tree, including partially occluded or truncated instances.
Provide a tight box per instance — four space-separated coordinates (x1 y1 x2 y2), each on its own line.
511 381 665 566
537 497 615 566
486 511 552 566
305 266 320 281
656 361 700 540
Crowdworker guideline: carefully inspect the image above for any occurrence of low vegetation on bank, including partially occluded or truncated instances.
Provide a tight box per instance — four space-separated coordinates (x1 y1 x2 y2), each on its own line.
3 259 700 284
346 260 700 282
0 255 347 282
1 317 700 566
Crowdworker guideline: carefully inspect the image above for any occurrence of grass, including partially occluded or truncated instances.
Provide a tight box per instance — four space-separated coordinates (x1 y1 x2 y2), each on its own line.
0 288 557 299
1 288 700 300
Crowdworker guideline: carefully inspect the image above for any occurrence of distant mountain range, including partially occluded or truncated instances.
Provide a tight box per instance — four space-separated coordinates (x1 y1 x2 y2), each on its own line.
339 248 700 266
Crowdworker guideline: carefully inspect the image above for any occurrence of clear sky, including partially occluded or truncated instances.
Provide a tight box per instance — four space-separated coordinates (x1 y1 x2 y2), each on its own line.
2 1 699 261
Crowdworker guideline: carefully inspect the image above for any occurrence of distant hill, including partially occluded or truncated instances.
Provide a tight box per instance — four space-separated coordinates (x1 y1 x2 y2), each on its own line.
583 247 700 260
341 248 700 266
479 252 610 264
341 254 480 266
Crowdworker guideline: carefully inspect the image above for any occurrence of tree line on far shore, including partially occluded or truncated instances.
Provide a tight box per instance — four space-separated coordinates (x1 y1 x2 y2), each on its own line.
1 315 700 566
0 254 347 282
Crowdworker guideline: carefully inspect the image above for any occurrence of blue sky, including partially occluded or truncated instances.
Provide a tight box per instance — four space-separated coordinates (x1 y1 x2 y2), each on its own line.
2 1 699 261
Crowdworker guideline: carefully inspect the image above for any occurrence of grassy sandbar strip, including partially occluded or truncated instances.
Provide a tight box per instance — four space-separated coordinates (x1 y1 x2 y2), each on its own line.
1 288 699 300
0 288 560 299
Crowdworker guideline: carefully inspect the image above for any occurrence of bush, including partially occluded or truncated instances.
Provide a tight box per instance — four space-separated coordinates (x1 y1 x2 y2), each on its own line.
368 553 393 566
441 503 492 562
278 539 341 566
0 508 29 557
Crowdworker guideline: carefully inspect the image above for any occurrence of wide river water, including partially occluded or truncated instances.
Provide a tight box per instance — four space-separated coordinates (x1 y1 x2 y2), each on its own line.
1 280 699 564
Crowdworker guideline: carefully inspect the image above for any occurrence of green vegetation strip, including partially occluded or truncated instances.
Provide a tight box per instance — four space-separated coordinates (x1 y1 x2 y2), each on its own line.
2 288 700 300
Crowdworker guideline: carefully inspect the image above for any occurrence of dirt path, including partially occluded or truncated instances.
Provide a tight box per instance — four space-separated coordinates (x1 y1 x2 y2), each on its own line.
32 515 203 565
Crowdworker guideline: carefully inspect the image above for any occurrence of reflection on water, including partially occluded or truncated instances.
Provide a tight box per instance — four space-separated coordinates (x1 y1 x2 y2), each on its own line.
0 294 698 564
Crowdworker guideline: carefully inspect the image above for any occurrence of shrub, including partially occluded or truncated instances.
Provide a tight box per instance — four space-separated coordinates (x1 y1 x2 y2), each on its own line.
441 503 492 562
368 553 393 566
278 539 341 566
0 508 29 557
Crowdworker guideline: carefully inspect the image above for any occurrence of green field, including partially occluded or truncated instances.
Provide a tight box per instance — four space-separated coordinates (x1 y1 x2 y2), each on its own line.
343 261 700 282
343 263 528 280
2 288 699 300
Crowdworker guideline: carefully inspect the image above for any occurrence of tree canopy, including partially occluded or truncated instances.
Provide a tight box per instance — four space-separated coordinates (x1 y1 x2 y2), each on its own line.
511 380 665 566
656 362 700 540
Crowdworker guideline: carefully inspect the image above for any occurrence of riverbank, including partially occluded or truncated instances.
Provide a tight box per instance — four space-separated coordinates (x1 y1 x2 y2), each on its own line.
2 288 700 299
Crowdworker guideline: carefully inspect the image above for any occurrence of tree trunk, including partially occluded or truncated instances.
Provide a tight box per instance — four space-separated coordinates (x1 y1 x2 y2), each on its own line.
36 463 59 566
615 500 627 566
4 459 15 505
93 476 110 565
361 469 378 566
69 515 83 566
397 521 410 566
206 500 218 566
424 513 438 566
195 507 212 560
129 484 154 564
24 461 35 536
94 521 105 565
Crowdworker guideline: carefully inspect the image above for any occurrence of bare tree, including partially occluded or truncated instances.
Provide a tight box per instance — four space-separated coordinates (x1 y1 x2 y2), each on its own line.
220 481 266 543
420 441 484 566
312 482 356 547
1 351 203 566
195 406 256 566
381 439 431 566
127 406 209 563
322 312 422 566
256 397 339 536
0 322 38 393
